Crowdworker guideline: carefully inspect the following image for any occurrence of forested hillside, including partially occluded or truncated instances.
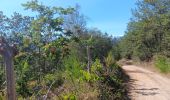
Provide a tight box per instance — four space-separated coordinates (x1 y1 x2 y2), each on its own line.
1 0 170 99
0 0 128 99
119 0 170 73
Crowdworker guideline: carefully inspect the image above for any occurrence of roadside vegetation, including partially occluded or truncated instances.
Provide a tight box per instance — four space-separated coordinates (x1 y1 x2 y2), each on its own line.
118 0 170 73
0 1 128 99
2 0 170 99
154 55 170 73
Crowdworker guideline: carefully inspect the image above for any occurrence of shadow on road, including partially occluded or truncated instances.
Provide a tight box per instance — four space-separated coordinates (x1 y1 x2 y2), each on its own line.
128 78 160 97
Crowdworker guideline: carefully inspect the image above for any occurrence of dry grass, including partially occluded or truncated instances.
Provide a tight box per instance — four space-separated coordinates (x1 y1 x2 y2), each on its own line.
130 60 170 78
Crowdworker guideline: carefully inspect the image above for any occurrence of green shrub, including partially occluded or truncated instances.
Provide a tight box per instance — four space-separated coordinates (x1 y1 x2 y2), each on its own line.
91 59 103 74
154 55 170 73
98 64 127 100
16 60 33 98
63 52 83 79
79 59 103 82
79 70 99 82
104 51 115 68
44 73 64 89
62 93 77 100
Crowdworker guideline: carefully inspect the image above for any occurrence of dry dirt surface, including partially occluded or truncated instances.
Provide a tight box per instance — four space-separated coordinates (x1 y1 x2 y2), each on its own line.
122 65 170 100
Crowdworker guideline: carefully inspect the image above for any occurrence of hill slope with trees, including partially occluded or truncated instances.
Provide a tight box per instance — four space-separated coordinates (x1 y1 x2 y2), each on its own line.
119 0 170 73
0 0 128 99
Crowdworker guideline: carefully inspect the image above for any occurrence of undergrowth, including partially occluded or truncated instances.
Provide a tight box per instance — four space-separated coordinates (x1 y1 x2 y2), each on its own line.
154 55 170 73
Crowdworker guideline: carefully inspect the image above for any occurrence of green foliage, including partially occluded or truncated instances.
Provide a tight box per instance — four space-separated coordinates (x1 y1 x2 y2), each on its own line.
91 59 102 73
15 59 33 97
119 0 170 62
112 43 121 61
62 93 77 100
0 0 128 99
44 73 64 89
154 55 170 73
63 52 83 79
80 59 103 82
89 31 114 61
98 63 127 100
80 70 99 82
105 51 115 67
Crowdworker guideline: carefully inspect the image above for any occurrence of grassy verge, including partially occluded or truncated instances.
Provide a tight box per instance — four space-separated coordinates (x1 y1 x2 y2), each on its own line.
154 55 170 73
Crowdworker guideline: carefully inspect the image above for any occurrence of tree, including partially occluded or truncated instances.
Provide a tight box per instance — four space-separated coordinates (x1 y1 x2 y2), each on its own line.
62 4 87 37
0 37 18 100
0 11 8 37
120 0 170 60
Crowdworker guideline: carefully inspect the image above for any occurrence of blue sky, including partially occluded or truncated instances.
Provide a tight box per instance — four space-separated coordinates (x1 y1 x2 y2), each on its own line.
0 0 136 36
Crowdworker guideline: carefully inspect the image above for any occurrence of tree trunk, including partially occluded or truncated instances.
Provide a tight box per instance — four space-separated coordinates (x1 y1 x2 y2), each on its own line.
0 37 16 100
4 56 16 100
87 46 91 73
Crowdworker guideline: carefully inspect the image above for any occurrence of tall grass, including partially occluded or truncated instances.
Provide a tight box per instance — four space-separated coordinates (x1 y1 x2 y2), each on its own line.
154 55 170 73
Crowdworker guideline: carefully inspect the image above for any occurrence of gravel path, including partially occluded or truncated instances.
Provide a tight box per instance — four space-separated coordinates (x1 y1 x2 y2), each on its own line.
122 65 170 100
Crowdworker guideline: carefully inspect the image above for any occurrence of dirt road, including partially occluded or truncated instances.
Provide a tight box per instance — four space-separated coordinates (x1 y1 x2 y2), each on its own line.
122 65 170 100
